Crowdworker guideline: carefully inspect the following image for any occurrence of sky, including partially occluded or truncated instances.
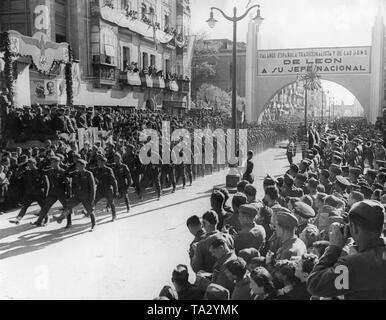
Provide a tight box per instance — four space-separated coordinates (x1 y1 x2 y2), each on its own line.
190 0 385 105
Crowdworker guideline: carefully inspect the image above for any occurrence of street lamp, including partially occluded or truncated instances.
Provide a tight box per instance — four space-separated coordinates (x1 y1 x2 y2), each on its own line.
207 4 263 132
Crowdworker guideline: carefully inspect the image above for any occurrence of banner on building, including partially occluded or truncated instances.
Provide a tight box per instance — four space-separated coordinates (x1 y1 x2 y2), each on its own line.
257 46 371 76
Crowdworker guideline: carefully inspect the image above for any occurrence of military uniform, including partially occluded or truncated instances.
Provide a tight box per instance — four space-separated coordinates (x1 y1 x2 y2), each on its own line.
93 158 119 221
12 166 48 223
33 165 72 227
59 161 96 229
112 160 132 212
308 201 386 300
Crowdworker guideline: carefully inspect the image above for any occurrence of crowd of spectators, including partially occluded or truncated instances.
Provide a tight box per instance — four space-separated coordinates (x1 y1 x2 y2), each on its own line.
158 118 386 300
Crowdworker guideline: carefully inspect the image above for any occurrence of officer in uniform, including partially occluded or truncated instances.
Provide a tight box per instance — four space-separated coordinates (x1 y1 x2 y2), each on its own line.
10 158 48 225
139 151 161 200
56 159 97 231
93 154 119 222
242 151 255 184
307 200 386 300
268 209 307 261
112 153 132 213
123 144 141 195
31 156 72 228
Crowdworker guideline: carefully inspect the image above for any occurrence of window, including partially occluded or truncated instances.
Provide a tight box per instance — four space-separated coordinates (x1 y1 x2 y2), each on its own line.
143 52 149 69
150 54 156 67
149 7 155 16
164 14 170 28
123 46 131 70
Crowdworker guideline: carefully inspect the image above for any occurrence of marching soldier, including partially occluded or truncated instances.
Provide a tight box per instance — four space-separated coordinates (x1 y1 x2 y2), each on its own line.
139 151 161 201
56 159 97 231
10 158 48 225
93 154 119 222
112 153 132 213
31 156 72 228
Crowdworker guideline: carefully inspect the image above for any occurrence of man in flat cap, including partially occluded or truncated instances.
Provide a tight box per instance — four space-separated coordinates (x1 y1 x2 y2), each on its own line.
307 200 386 300
56 158 97 231
271 209 307 261
293 201 316 236
10 158 48 225
333 176 350 204
349 167 362 184
93 154 119 222
234 204 266 254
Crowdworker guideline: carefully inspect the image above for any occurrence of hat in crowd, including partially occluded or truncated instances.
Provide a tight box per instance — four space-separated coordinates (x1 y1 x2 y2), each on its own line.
290 164 299 173
366 169 377 178
244 184 257 197
376 160 386 167
276 211 298 229
97 154 107 162
239 204 258 219
295 173 307 183
307 178 319 190
76 159 87 166
205 284 230 301
238 248 260 264
360 186 373 199
372 183 384 191
349 200 385 229
325 195 344 209
308 172 318 180
336 176 351 188
27 158 37 165
294 202 316 219
50 156 60 162
284 174 294 186
349 167 362 177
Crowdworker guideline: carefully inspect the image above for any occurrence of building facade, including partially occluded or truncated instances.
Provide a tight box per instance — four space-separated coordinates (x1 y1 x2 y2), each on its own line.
0 0 193 115
192 39 246 99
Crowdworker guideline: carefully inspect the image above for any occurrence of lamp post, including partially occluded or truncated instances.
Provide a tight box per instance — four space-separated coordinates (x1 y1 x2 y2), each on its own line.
207 4 263 131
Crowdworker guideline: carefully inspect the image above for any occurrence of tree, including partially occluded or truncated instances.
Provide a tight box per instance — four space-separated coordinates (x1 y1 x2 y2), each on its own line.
297 65 322 131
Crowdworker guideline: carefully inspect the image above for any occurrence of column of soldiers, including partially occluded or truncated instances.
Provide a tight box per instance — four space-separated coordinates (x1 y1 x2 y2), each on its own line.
159 118 386 301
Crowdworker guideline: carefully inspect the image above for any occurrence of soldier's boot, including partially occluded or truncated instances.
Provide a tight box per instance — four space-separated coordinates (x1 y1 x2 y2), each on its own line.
90 213 96 231
124 197 130 213
65 213 72 229
172 183 176 193
10 216 22 225
111 204 117 222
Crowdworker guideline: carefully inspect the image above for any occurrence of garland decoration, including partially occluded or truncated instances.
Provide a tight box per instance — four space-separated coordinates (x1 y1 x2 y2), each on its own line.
0 32 15 107
65 44 74 106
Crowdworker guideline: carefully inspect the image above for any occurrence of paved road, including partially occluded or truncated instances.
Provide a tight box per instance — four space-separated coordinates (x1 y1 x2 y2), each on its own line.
0 141 299 300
